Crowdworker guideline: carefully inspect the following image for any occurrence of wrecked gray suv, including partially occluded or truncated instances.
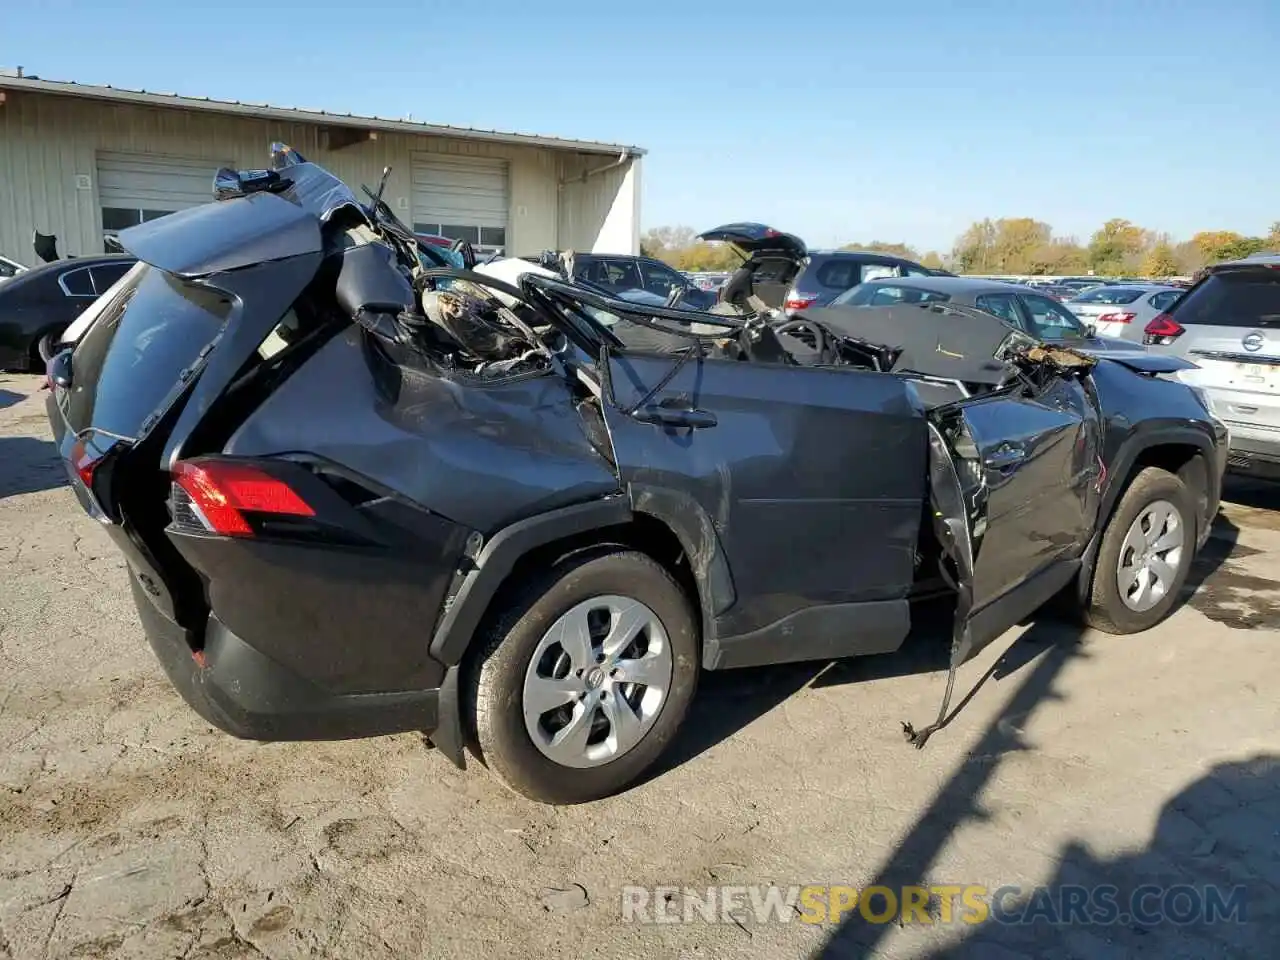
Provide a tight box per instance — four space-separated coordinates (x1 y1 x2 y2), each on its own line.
44 151 1227 804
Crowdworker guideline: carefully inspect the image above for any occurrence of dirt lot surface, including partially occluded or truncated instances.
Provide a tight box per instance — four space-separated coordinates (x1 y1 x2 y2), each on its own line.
2 372 1277 959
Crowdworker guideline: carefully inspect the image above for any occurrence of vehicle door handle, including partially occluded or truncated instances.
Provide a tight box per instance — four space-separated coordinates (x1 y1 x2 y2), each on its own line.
984 446 1026 470
633 405 718 429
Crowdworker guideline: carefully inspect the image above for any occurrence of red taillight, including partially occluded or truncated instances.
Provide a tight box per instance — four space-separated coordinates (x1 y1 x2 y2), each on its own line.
1143 313 1184 339
785 295 818 311
171 460 314 537
69 438 100 490
1096 312 1137 324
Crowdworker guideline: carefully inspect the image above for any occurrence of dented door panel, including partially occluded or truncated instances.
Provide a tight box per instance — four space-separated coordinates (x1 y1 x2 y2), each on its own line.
929 375 1102 655
602 353 928 638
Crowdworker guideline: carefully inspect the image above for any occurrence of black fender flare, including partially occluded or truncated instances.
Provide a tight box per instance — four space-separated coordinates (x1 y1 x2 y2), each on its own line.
427 496 634 667
1075 424 1217 603
424 492 734 766
627 483 737 636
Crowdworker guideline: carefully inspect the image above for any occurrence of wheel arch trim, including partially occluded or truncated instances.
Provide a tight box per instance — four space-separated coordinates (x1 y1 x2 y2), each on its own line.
1076 426 1218 603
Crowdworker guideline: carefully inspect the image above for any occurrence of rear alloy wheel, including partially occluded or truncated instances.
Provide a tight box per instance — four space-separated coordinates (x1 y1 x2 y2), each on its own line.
468 549 698 804
1083 467 1196 634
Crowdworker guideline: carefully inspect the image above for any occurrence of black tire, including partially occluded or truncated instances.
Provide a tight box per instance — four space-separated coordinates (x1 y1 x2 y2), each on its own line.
1083 467 1197 634
466 548 699 804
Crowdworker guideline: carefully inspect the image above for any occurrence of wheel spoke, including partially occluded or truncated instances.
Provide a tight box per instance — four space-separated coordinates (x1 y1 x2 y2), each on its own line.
543 702 595 765
615 653 670 692
1144 504 1172 547
1120 524 1147 562
602 693 645 756
602 601 651 661
1151 524 1183 553
1128 565 1152 605
553 606 596 672
1149 556 1177 593
524 674 580 717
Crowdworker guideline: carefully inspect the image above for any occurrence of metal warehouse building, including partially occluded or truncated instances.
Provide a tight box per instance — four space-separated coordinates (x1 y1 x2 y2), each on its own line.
0 73 644 266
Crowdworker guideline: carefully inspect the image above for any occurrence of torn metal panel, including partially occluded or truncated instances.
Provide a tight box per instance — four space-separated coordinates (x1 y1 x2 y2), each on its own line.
224 328 620 533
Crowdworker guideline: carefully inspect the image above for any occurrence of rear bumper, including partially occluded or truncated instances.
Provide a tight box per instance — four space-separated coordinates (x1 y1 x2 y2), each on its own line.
128 573 461 750
1223 432 1280 480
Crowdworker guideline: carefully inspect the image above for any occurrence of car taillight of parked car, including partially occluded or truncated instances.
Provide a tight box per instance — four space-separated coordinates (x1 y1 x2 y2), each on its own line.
1143 314 1184 345
1096 312 1137 325
785 295 819 311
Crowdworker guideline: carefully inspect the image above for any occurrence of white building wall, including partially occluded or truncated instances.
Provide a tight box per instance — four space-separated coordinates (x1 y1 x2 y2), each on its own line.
0 91 572 265
556 154 642 255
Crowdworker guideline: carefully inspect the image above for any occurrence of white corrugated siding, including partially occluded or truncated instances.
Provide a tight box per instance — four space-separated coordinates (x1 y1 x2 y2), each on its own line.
556 154 641 254
0 91 576 263
97 152 230 211
411 154 508 229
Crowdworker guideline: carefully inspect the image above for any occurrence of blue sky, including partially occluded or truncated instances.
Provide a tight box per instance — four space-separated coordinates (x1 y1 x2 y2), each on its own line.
6 0 1278 251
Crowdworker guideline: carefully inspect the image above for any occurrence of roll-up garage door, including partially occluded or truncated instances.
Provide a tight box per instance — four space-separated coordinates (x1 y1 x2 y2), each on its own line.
97 152 228 245
411 154 509 255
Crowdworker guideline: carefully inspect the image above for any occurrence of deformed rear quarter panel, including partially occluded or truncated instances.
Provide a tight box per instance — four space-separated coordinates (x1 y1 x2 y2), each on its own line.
223 328 621 533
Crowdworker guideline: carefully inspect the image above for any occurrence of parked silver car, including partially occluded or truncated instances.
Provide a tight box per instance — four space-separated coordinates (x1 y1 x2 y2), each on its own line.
1066 284 1184 343
1143 255 1280 478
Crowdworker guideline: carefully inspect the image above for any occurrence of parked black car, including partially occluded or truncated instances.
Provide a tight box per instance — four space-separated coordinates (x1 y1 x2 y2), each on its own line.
0 253 136 370
569 252 718 310
45 148 1226 805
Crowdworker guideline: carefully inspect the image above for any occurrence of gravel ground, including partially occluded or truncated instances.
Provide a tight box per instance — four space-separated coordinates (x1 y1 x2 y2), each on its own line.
1 371 1277 959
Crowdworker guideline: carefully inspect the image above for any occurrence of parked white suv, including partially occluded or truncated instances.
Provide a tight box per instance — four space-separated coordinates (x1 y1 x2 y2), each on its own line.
1144 254 1280 477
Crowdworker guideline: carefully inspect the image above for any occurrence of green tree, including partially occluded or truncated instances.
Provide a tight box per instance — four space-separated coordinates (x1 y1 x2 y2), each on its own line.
1027 238 1088 275
1266 221 1280 253
991 218 1053 273
1191 230 1266 264
1088 219 1151 274
1172 240 1207 276
952 219 998 273
920 250 946 270
640 225 696 262
1142 241 1180 277
671 242 742 272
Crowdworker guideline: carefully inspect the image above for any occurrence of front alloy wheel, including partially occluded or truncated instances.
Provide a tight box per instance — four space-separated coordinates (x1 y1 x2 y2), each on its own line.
1115 499 1185 613
1083 466 1197 634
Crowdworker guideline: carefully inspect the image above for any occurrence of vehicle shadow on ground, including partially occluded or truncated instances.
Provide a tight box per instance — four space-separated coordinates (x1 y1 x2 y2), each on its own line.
0 388 25 410
818 725 1276 957
650 509 1241 788
1220 476 1280 512
803 507 1269 958
0 436 66 499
